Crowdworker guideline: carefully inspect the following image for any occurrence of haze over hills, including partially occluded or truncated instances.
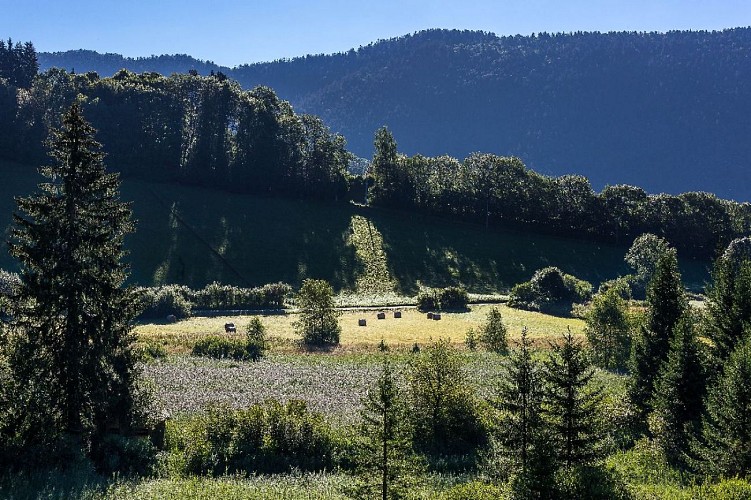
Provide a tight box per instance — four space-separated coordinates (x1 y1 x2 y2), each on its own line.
39 28 751 200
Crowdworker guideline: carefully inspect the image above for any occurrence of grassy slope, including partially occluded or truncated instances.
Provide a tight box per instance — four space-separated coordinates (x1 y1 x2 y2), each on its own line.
0 159 709 292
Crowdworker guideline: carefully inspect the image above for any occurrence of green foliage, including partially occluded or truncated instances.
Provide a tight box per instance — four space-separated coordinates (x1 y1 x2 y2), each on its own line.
704 251 751 364
478 307 508 354
464 328 478 351
191 335 263 361
438 481 505 500
692 336 751 479
407 339 487 455
136 285 193 319
245 317 267 354
553 464 631 500
628 249 687 428
294 279 341 346
137 341 168 361
438 286 469 311
353 357 423 499
486 327 555 495
89 434 158 477
648 315 705 466
191 281 291 310
585 287 631 371
416 288 440 311
166 400 338 475
4 103 143 464
625 233 671 298
544 329 603 468
508 267 592 314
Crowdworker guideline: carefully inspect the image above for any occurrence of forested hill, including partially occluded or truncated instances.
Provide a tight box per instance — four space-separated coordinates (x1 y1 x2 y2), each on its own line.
40 28 751 200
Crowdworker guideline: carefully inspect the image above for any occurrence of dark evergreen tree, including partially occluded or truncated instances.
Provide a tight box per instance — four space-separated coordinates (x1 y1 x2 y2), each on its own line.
354 357 422 499
628 249 686 427
487 327 556 497
7 103 139 448
704 251 751 364
692 336 751 479
370 127 405 206
543 329 603 468
478 307 508 354
648 314 705 466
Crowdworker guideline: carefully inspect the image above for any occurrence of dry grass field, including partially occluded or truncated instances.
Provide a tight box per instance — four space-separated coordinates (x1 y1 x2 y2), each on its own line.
135 303 584 354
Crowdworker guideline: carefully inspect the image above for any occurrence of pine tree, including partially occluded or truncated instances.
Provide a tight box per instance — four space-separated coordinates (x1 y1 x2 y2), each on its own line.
543 328 603 468
628 249 686 427
692 336 751 478
479 307 508 354
648 314 705 466
7 103 139 445
704 255 751 364
354 357 422 499
494 328 543 476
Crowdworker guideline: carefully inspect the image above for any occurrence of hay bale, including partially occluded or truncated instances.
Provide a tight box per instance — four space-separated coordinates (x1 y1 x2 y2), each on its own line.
358 318 367 326
224 322 236 333
433 313 442 320
166 314 177 323
427 312 434 319
377 312 386 320
394 311 402 318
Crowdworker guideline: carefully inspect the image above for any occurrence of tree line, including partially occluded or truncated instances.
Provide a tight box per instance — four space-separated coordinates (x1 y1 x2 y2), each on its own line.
0 52 351 201
369 127 751 259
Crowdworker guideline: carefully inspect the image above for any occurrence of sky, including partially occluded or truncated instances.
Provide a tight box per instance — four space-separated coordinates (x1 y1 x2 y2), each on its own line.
2 0 751 67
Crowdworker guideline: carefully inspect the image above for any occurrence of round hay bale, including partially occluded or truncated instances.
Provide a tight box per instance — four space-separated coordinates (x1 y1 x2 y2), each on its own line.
358 318 367 327
377 312 386 320
394 311 402 318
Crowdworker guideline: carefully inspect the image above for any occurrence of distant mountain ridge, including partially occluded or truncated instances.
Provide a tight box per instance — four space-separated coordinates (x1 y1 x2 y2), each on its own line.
39 28 751 200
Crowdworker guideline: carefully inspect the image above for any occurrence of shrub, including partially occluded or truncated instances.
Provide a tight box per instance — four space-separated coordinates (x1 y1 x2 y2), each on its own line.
416 288 440 311
167 400 338 475
191 281 291 310
439 481 505 500
136 285 192 320
137 341 168 361
508 267 592 315
192 336 263 361
90 435 157 477
439 286 469 310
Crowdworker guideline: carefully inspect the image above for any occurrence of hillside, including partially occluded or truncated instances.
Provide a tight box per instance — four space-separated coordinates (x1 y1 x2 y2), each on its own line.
41 28 751 200
0 160 709 292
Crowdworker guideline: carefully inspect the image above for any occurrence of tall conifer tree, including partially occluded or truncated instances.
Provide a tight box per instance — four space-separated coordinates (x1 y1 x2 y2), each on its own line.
628 249 686 427
8 102 139 445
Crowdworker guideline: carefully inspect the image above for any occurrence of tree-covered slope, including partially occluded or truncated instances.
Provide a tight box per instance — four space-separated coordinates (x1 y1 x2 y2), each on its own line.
41 28 751 199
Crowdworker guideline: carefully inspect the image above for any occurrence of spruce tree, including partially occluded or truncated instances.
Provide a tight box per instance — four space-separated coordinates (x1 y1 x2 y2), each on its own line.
585 287 631 371
648 314 705 466
704 254 751 364
488 327 556 496
355 357 422 499
479 307 508 354
628 249 686 427
692 336 751 478
7 103 139 446
543 328 603 468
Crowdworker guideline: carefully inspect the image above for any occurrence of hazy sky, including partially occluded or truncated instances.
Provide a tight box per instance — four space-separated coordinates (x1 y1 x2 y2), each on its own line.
2 0 750 67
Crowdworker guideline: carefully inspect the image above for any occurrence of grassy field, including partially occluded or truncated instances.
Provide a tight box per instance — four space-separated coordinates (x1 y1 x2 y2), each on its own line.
0 159 711 293
135 304 585 354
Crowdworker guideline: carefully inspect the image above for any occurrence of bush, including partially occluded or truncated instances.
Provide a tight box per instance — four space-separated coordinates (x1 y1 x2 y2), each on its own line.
90 435 157 477
416 288 440 311
191 281 291 310
245 317 267 355
554 464 631 500
137 341 168 361
439 481 505 500
192 336 263 361
508 267 592 315
167 400 338 475
136 285 192 320
439 286 469 310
